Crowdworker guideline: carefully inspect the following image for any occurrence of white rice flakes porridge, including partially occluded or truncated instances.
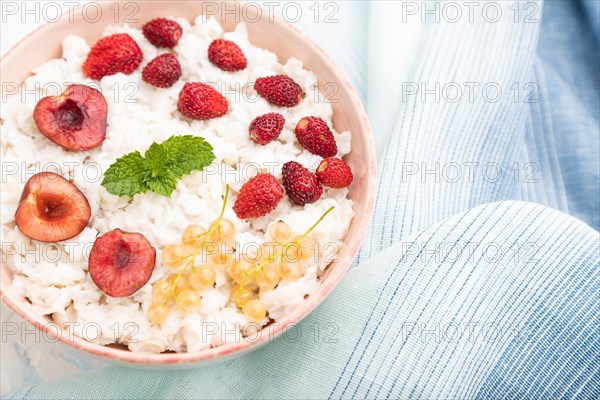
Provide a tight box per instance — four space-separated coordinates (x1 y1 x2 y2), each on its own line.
0 17 354 353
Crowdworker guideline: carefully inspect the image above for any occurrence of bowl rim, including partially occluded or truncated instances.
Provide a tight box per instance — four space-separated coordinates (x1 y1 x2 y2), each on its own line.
0 1 376 366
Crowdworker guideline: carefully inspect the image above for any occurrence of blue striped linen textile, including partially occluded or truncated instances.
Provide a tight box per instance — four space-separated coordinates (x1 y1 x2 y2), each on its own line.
4 0 599 398
5 202 598 399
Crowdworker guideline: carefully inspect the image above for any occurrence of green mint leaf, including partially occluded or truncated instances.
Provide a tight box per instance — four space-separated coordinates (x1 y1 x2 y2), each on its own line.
144 141 169 178
101 135 215 197
101 151 149 196
157 135 216 178
145 171 178 197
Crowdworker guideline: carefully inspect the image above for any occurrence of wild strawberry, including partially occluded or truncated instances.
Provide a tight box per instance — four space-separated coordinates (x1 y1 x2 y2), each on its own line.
294 116 337 157
282 161 323 206
208 39 247 72
142 53 182 88
233 173 284 219
254 75 304 107
249 113 285 145
177 82 228 120
316 157 353 188
142 18 183 48
82 33 143 79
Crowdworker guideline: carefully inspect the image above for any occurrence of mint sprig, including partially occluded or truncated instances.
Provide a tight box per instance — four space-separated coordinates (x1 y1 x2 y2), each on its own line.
102 135 215 197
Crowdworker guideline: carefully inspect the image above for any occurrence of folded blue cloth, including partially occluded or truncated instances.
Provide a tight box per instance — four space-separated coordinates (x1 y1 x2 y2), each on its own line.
4 0 599 398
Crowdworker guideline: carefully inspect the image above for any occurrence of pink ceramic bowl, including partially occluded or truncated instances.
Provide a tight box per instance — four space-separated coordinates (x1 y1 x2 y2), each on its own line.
0 1 375 367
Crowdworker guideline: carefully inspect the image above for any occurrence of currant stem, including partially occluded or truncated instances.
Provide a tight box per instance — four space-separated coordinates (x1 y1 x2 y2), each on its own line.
169 184 230 298
168 257 194 300
300 206 334 239
238 206 336 297
216 184 230 226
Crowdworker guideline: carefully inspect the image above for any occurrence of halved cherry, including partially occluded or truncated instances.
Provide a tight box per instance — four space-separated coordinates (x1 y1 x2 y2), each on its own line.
15 172 91 242
33 84 107 151
89 229 156 298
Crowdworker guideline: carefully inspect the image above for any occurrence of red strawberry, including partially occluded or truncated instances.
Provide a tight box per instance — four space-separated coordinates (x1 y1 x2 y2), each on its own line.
142 18 183 48
282 161 323 206
233 173 284 219
316 157 353 188
82 33 143 80
89 229 156 298
177 82 228 120
142 53 182 88
294 116 337 157
254 75 304 107
249 113 285 145
208 39 247 72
